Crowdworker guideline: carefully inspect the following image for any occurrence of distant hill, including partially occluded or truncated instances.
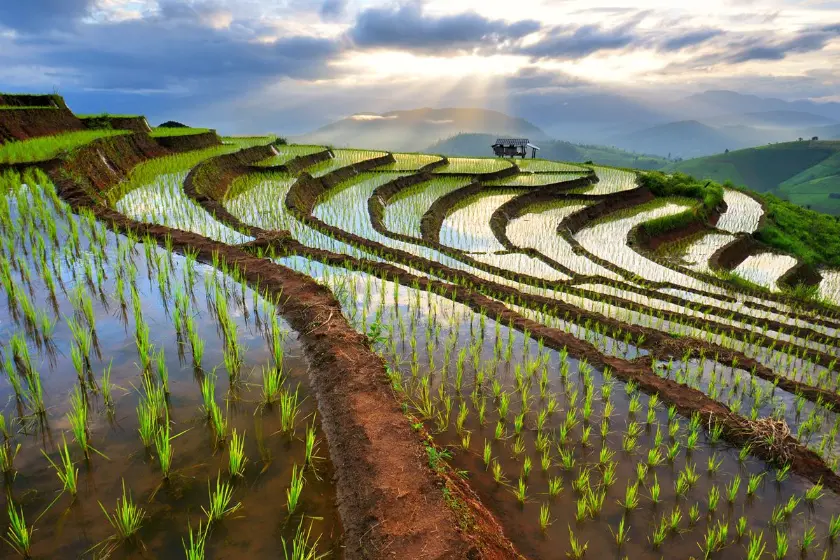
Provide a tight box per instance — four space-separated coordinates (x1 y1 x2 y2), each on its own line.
606 120 763 159
296 108 547 152
665 140 840 215
703 110 837 129
427 133 669 170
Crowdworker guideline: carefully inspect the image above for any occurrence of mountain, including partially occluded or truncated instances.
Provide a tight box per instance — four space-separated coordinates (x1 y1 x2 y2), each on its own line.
427 133 669 170
605 120 759 159
703 111 837 129
674 90 840 122
665 140 840 215
296 108 547 152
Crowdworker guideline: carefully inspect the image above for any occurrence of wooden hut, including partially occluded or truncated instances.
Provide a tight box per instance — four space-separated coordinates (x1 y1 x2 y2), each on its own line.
492 138 540 159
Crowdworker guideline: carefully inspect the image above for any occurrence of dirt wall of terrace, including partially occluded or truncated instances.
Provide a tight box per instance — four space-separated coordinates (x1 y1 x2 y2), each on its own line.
268 148 333 174
51 138 520 559
182 144 276 237
153 131 222 152
710 233 758 271
58 132 167 200
487 177 599 251
83 115 152 134
779 261 823 289
0 107 85 143
0 93 68 109
562 186 654 234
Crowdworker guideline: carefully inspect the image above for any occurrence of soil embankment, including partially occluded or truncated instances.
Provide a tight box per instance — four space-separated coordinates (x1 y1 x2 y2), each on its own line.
0 107 85 143
153 131 222 152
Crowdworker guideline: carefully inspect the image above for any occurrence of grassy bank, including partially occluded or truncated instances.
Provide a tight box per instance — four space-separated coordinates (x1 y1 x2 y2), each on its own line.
637 172 724 236
755 193 840 267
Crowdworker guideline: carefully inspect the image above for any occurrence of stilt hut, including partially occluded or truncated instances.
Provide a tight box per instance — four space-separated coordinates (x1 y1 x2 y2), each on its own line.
491 138 540 159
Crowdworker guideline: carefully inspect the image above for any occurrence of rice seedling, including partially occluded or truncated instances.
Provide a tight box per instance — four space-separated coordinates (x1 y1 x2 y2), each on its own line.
829 514 840 542
281 518 328 560
513 477 528 504
798 525 816 554
567 526 588 559
67 386 92 459
182 520 207 560
775 530 788 559
286 464 305 515
203 472 241 523
609 516 630 549
97 480 145 554
2 502 32 558
42 434 77 497
804 480 824 503
229 429 248 477
539 503 551 531
154 418 175 480
278 385 302 433
747 531 767 560
650 517 668 548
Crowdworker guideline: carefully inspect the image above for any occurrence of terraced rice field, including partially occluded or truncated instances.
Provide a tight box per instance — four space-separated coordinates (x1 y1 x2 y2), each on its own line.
2 134 840 560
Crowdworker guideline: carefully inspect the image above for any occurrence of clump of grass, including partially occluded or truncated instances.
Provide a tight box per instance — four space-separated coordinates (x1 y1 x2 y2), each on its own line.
42 434 78 498
203 472 241 523
97 480 146 555
282 518 327 560
286 465 305 515
2 502 32 558
228 429 247 478
567 525 588 559
183 520 207 560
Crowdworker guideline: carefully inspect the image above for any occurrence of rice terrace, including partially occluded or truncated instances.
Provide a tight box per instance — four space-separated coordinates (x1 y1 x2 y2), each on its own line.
2 88 840 560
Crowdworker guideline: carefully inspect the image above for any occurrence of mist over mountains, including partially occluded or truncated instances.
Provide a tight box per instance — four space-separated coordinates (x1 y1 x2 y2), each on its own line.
297 90 840 159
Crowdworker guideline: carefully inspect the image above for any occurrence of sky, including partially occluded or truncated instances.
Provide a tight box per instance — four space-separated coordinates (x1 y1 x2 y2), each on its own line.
1 0 838 134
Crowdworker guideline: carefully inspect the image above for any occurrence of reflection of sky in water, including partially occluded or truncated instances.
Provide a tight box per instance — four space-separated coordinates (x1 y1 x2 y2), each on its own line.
383 177 471 238
440 192 520 252
116 172 252 244
508 203 619 278
681 232 735 272
718 189 763 233
734 252 797 291
819 270 840 306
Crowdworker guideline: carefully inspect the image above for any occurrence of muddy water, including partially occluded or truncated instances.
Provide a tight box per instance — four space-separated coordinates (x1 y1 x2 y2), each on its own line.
0 186 340 558
278 258 840 560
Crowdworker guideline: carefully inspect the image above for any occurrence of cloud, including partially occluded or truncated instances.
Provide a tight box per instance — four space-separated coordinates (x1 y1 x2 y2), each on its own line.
518 22 638 60
659 28 724 51
0 0 95 32
505 67 587 91
725 25 839 63
350 114 397 120
348 2 540 54
3 2 341 95
320 0 347 21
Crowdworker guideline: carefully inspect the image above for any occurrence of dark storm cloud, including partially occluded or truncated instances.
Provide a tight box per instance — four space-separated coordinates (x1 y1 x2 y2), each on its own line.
3 2 341 94
0 0 95 32
348 2 540 53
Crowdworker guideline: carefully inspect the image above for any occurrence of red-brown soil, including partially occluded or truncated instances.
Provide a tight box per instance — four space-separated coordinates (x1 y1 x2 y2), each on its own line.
0 107 85 143
153 131 222 152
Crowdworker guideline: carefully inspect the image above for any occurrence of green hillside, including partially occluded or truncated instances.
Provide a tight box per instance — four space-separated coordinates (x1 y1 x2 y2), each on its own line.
428 133 669 170
665 140 840 214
